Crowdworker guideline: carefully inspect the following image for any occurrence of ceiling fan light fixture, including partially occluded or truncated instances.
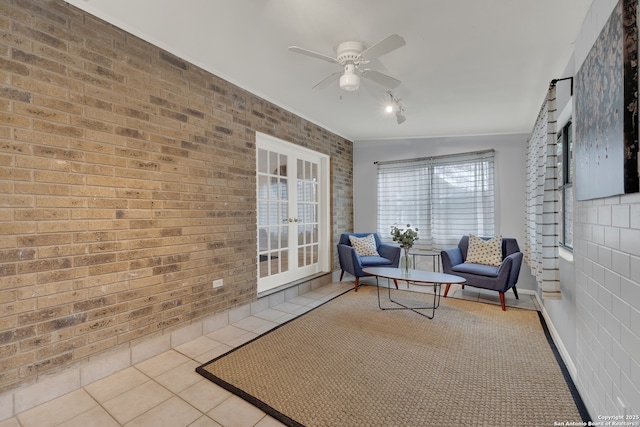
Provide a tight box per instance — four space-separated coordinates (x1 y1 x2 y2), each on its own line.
290 34 405 92
339 64 360 91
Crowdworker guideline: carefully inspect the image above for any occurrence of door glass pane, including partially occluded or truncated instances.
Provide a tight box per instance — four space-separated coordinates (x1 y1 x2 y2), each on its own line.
259 259 268 278
279 178 287 199
280 225 288 251
297 224 304 246
268 201 278 226
258 149 268 174
279 155 287 176
258 200 267 225
280 249 288 273
269 151 278 173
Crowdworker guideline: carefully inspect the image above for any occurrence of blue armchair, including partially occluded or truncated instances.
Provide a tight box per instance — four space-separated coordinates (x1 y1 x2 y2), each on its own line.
338 233 401 291
441 236 523 311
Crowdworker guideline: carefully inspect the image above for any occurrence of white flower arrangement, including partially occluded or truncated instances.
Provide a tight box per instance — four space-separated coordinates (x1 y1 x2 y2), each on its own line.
390 224 419 249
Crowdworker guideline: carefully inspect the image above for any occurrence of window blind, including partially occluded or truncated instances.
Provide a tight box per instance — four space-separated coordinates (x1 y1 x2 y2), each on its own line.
376 150 495 250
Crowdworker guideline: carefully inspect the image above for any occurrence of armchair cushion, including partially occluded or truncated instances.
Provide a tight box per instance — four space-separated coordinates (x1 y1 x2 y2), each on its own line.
349 234 380 257
465 234 502 266
359 255 395 266
452 262 500 278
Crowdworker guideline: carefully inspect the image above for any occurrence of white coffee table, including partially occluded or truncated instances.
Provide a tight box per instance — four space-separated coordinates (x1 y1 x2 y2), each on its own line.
363 267 466 319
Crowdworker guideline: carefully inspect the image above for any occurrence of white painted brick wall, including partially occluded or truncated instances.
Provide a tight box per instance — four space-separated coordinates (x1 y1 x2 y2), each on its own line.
574 190 640 416
572 1 640 416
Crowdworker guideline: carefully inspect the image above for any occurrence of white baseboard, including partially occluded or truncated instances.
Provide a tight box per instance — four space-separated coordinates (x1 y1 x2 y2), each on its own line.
533 292 577 380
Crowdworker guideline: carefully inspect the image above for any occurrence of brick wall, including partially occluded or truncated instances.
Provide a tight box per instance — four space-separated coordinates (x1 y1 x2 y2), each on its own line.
0 0 353 394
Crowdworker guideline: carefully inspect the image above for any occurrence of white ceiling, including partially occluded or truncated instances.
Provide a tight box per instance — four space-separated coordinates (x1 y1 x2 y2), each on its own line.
65 0 592 142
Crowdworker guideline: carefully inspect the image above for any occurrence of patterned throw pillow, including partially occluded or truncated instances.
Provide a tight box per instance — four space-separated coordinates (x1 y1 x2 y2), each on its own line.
349 234 380 257
465 234 503 267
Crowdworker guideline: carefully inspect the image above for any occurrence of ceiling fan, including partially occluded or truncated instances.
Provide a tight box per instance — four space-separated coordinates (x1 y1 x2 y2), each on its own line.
288 34 406 92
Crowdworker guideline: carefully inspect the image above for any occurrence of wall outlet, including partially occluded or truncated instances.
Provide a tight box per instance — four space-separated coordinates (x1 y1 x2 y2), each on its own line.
213 279 223 288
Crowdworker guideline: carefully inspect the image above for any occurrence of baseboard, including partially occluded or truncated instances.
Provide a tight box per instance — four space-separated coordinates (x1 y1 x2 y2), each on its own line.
534 292 577 380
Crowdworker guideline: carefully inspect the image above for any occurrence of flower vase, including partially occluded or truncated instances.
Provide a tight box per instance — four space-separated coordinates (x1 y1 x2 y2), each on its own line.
400 248 412 274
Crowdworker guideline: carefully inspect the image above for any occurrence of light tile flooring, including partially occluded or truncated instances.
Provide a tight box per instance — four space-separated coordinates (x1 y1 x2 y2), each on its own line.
410 281 540 311
1 279 537 427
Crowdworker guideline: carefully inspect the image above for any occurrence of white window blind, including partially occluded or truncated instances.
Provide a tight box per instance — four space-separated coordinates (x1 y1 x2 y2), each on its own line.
377 150 495 250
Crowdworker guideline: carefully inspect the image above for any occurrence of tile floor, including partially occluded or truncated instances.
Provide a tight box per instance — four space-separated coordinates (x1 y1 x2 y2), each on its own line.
1 279 537 427
409 281 540 311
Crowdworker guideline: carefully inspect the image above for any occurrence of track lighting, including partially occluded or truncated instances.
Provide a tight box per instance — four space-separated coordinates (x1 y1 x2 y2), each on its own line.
385 93 397 113
385 92 406 124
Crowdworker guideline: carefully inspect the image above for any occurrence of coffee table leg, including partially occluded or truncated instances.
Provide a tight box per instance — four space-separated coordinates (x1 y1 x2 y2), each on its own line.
375 276 393 310
383 282 439 319
375 276 382 309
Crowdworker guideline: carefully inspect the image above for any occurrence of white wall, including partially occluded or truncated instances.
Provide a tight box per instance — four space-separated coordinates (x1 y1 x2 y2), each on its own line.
568 0 640 417
353 132 537 291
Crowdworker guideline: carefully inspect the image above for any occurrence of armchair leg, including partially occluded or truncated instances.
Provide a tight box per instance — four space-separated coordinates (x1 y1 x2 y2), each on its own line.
512 286 519 300
499 292 506 311
393 279 399 290
354 277 360 292
444 283 451 297
340 270 345 281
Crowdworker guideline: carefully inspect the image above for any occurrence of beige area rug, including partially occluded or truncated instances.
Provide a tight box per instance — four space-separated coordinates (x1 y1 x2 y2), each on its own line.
197 286 589 427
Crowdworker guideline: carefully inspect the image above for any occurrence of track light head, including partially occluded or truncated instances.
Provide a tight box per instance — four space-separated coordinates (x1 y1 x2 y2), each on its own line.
386 92 406 124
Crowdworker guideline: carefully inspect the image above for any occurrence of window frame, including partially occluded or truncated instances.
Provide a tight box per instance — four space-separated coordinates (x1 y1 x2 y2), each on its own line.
557 120 573 250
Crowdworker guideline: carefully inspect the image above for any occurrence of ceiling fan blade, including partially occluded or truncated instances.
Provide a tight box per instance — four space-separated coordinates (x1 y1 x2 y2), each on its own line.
312 71 341 90
361 69 401 89
288 46 338 64
359 34 406 62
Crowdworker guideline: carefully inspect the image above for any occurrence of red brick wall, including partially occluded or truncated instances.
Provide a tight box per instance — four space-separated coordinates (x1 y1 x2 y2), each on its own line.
0 0 353 393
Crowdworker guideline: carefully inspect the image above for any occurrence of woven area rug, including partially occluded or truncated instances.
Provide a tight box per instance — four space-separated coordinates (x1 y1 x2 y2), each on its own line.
196 286 589 427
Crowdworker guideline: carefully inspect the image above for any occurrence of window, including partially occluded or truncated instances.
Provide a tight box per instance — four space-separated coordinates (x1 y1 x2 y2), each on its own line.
557 121 573 249
376 150 495 250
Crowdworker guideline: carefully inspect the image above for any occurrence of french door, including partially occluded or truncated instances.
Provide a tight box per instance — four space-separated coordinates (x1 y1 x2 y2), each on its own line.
256 133 330 293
